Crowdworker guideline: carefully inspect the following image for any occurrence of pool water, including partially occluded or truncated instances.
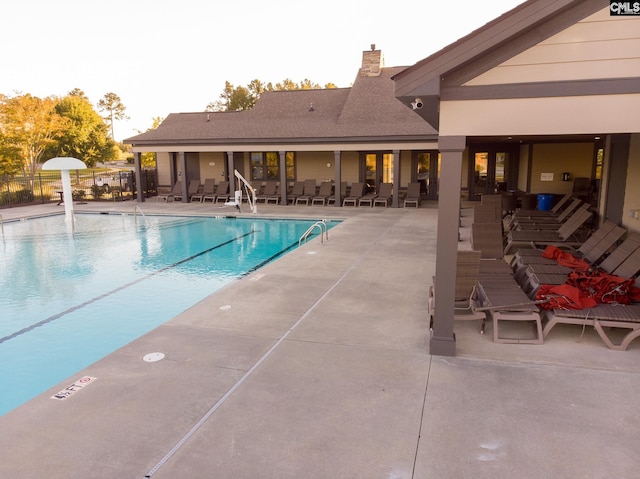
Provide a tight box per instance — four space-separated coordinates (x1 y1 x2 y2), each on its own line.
0 213 332 415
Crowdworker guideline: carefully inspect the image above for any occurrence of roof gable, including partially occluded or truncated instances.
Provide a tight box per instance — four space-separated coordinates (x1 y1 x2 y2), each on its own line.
393 0 604 98
465 8 640 86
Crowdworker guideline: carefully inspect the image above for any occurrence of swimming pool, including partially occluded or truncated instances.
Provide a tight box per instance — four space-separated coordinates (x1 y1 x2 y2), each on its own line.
0 213 333 415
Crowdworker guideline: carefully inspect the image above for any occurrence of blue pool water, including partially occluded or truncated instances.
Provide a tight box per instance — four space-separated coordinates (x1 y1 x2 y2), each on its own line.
0 213 332 415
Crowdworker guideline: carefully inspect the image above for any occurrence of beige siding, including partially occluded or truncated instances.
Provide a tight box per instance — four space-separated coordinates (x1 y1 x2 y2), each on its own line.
156 152 172 186
528 143 594 195
622 134 640 234
439 94 640 136
199 152 227 184
466 9 640 85
296 151 336 184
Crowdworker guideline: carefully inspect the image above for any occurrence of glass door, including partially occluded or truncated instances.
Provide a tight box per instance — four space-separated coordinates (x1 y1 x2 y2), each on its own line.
364 153 394 193
417 151 440 199
468 146 510 200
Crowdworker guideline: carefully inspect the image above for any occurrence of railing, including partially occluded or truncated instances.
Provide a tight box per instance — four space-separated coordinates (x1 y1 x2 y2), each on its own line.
299 219 329 246
133 206 146 225
1 168 158 209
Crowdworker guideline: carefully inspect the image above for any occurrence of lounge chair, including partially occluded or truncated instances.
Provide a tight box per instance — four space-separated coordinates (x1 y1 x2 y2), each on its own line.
510 200 585 230
512 221 622 265
403 182 421 207
287 181 305 204
214 180 230 203
511 193 573 220
295 180 318 205
544 304 640 350
476 271 544 344
373 183 393 207
191 179 215 203
266 183 282 204
343 182 365 207
427 250 486 332
156 181 182 202
520 233 640 297
473 204 501 224
503 206 592 255
471 222 505 259
311 181 333 205
358 187 378 207
256 181 278 203
174 180 201 202
327 182 348 206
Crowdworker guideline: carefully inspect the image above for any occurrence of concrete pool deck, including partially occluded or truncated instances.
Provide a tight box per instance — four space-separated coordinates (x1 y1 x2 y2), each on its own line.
1 200 639 478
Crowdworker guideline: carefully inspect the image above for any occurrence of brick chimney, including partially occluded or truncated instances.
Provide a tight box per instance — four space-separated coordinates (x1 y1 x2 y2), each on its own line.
360 44 384 77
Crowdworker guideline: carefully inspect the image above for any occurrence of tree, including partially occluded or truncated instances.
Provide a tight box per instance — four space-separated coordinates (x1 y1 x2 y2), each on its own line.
48 91 117 167
0 93 70 187
97 92 128 140
207 78 336 112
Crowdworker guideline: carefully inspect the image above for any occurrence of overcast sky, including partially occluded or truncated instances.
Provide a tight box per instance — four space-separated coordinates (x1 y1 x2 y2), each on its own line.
2 0 521 141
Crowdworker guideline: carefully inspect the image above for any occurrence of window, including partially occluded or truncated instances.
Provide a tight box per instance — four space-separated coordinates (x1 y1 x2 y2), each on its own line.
250 152 295 181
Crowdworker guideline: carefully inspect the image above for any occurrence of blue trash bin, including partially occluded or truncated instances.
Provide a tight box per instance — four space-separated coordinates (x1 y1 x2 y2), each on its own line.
537 194 553 211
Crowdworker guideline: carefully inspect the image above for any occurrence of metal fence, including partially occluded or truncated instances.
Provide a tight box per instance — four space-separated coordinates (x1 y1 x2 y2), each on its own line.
0 169 158 208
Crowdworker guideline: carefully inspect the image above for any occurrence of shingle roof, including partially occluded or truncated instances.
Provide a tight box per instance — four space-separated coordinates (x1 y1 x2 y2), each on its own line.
125 66 437 146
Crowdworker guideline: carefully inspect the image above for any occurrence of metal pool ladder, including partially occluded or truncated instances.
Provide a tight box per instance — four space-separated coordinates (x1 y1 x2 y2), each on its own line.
299 219 329 246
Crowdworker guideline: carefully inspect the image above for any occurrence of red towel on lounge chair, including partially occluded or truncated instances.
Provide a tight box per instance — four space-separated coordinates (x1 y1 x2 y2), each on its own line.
535 283 598 310
536 271 640 309
566 270 640 305
541 245 591 271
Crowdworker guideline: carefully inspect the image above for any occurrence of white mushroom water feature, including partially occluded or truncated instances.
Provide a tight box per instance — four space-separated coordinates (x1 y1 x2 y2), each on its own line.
42 157 87 227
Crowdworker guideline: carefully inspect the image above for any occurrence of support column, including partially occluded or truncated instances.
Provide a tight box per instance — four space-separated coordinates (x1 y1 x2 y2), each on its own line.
392 149 400 208
279 151 288 205
334 151 342 207
430 135 466 357
227 152 235 190
133 152 144 202
178 151 188 202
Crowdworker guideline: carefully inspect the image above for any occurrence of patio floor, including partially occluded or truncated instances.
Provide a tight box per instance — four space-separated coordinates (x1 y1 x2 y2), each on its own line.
1 200 639 478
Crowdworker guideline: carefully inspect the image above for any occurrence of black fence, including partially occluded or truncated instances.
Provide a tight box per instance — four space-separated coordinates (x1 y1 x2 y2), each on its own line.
0 169 158 208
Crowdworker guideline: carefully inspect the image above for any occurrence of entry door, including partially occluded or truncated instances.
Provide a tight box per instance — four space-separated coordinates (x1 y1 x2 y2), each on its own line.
417 151 440 200
469 147 508 201
365 153 394 193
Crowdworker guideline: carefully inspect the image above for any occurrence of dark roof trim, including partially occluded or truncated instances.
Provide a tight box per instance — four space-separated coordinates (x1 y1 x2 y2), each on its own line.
442 77 640 101
128 134 438 148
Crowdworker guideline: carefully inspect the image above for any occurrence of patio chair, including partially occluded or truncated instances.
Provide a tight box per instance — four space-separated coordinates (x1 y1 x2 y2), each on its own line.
373 182 393 207
295 180 318 205
266 183 282 204
544 304 640 350
503 207 592 255
520 233 640 297
471 222 505 259
311 181 333 205
214 180 231 203
475 272 544 344
327 182 348 206
156 181 182 202
512 222 626 274
287 181 306 204
428 250 486 332
403 182 421 207
343 182 365 206
256 181 278 203
173 180 201 202
509 199 585 230
191 178 215 203
511 193 573 220
358 186 379 207
473 204 501 224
